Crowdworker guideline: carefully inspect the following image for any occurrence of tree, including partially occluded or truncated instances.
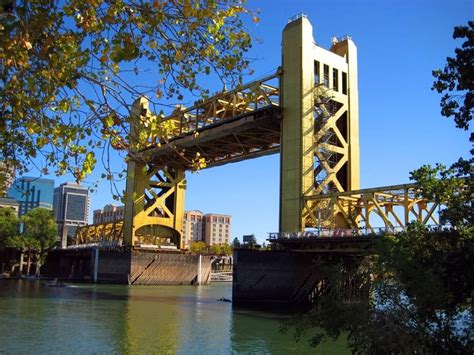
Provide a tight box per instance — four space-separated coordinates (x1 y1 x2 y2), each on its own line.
220 243 233 255
0 207 20 248
0 1 256 183
189 241 206 254
21 208 57 275
232 237 241 248
210 243 222 255
432 21 473 131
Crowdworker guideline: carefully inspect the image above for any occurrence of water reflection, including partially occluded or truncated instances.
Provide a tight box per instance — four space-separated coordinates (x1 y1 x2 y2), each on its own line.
0 280 348 354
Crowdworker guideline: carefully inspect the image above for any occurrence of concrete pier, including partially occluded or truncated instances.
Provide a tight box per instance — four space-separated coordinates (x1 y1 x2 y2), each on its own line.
42 247 212 285
232 240 373 308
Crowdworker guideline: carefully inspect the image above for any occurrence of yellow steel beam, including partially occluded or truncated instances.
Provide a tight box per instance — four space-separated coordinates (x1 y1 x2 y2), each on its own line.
302 183 444 231
123 98 186 248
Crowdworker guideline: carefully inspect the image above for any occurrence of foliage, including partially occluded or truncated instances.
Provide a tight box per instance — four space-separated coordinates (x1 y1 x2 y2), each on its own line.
232 237 241 248
432 21 473 131
409 159 473 230
189 240 206 254
220 243 232 255
0 0 256 182
0 207 20 248
21 208 57 254
210 243 232 255
284 225 473 353
210 243 221 255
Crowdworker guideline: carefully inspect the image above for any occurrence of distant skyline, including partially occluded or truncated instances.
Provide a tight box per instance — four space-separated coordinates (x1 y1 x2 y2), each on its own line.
26 0 473 244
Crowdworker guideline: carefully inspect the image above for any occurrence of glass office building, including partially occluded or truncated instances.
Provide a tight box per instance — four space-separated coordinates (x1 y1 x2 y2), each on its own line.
8 177 55 216
53 182 90 248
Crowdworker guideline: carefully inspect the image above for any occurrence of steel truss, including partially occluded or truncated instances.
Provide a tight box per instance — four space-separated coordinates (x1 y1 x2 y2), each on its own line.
75 220 124 246
303 183 440 232
135 73 281 170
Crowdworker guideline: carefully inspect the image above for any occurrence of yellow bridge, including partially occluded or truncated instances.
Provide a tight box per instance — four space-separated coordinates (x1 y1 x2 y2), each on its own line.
76 16 440 248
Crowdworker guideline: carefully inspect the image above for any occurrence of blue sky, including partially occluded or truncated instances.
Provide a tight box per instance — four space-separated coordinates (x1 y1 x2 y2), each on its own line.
40 0 473 244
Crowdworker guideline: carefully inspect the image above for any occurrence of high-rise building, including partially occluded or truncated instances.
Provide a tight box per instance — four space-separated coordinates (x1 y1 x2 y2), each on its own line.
182 210 203 248
53 182 90 248
93 204 124 224
7 177 54 217
203 213 231 246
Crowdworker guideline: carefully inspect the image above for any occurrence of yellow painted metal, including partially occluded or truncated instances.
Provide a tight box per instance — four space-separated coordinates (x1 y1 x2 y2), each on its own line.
280 16 315 233
136 73 280 151
302 183 440 233
123 98 186 247
75 220 124 246
281 16 360 232
87 17 363 246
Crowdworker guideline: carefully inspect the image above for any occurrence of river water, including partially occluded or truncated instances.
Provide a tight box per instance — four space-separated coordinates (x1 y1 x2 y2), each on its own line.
0 280 349 354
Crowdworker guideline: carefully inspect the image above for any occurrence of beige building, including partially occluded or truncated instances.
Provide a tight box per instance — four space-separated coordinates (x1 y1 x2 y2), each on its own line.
182 210 203 248
203 213 231 246
0 162 15 197
93 204 124 224
0 197 19 215
181 211 232 248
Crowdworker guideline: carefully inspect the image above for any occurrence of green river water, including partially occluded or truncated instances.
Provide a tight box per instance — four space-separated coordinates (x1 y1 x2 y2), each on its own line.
0 280 349 354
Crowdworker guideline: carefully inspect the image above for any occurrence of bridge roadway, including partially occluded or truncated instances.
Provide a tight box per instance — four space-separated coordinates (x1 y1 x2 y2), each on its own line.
134 73 281 170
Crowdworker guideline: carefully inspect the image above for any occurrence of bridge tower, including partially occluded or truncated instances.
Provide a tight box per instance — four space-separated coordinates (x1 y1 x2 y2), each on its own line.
280 15 360 232
123 97 186 248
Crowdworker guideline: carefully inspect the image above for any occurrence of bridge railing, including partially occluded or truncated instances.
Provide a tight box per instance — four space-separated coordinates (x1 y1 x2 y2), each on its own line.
268 225 441 240
268 224 438 240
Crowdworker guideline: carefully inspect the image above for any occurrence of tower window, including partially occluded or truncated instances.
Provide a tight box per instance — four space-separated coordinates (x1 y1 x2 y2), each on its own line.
342 72 347 95
314 61 320 84
323 65 329 87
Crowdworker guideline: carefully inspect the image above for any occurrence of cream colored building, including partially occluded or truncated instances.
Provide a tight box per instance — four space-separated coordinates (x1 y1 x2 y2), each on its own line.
182 210 204 248
203 213 231 246
93 204 124 224
0 162 15 197
0 197 19 215
182 211 232 248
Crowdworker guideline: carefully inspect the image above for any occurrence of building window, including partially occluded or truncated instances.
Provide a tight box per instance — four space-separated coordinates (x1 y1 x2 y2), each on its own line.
333 68 339 91
323 64 329 87
314 60 320 84
342 72 347 95
212 217 217 223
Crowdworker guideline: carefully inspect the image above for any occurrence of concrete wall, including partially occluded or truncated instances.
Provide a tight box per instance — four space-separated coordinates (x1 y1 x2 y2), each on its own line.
130 250 211 285
42 248 211 285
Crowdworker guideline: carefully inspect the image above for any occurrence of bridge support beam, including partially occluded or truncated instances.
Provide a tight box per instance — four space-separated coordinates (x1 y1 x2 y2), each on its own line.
280 16 315 233
123 98 186 248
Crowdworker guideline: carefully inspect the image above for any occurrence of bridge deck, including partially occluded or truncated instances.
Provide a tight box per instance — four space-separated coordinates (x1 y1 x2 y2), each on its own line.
137 105 282 169
133 72 281 170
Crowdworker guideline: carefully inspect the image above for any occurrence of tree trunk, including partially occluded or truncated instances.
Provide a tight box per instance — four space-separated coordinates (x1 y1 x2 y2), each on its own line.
26 247 31 276
35 251 41 277
18 250 24 275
